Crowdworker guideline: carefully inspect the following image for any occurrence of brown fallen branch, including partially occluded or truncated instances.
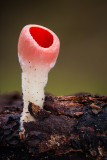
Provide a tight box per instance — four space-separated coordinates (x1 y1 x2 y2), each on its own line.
0 92 107 160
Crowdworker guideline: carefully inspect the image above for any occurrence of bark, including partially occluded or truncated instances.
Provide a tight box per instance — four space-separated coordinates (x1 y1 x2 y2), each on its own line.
0 92 107 160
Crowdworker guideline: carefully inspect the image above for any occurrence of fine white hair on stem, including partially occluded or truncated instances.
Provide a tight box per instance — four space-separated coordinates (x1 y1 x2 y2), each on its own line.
20 65 49 131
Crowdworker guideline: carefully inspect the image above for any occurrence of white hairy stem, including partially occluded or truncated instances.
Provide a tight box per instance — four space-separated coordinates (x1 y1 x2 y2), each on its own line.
20 65 48 131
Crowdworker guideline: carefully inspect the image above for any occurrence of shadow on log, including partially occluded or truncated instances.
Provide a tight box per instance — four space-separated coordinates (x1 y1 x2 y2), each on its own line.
0 92 107 160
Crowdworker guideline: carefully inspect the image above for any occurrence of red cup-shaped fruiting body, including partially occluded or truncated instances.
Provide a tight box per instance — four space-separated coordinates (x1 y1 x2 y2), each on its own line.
18 24 60 69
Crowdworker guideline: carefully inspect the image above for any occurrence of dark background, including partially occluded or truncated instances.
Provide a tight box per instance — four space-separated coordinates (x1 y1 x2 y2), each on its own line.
0 0 107 95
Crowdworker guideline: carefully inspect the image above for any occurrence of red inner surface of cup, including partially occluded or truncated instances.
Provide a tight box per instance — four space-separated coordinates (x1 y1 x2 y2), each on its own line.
30 27 53 48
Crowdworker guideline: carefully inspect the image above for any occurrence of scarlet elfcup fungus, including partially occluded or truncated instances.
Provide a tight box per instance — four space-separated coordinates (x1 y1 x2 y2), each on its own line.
18 24 60 131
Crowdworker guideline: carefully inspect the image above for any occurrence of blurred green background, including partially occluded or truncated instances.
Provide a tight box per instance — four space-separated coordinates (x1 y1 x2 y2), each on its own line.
0 0 107 95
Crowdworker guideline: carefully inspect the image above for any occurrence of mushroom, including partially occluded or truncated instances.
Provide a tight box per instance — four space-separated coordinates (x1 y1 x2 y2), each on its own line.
18 24 60 131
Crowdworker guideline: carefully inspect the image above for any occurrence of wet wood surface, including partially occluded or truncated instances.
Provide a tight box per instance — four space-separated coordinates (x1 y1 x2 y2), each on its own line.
0 92 107 160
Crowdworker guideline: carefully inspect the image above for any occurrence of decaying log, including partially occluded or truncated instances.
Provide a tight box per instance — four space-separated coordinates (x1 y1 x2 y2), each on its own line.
0 92 107 160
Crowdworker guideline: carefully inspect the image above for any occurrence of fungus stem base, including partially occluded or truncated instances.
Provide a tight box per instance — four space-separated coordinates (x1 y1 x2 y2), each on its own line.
20 66 48 132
